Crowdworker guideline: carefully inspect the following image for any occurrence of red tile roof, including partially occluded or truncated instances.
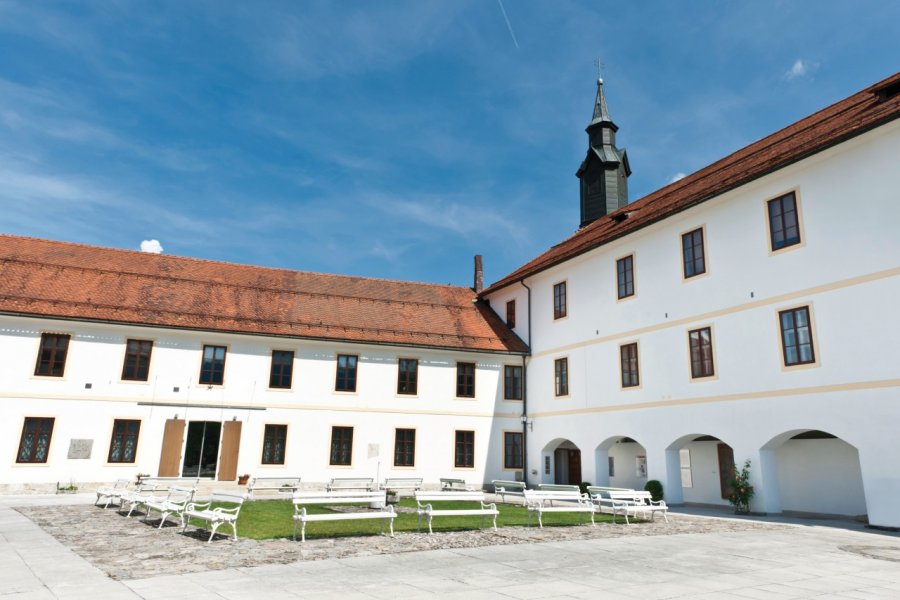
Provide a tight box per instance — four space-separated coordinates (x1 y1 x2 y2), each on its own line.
0 235 528 354
485 71 900 295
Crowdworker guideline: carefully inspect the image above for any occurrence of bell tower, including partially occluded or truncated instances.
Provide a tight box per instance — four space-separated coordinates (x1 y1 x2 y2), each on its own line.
576 78 631 228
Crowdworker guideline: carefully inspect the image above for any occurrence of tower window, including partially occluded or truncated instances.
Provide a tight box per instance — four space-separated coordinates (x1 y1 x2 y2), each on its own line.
617 255 634 299
553 282 567 319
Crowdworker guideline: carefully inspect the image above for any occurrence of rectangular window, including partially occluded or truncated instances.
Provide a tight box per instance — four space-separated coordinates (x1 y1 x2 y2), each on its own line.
397 359 418 395
682 228 706 278
620 343 640 388
335 354 358 392
554 357 569 396
108 419 140 463
617 255 634 299
394 428 415 467
199 345 226 385
262 424 287 465
329 426 353 465
504 365 523 400
16 417 54 463
779 306 815 366
506 300 516 329
456 362 475 398
34 333 70 377
553 282 567 319
504 431 523 469
121 339 153 381
269 350 294 389
454 430 474 468
689 327 715 378
768 192 801 251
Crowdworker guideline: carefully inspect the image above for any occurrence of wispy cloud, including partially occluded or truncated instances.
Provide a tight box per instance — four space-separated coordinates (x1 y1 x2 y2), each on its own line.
784 59 818 81
140 239 164 253
669 172 687 183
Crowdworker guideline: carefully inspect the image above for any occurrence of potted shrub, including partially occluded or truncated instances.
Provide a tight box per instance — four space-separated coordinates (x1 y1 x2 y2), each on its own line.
238 474 251 485
56 480 78 494
727 459 755 514
385 489 399 505
644 480 664 502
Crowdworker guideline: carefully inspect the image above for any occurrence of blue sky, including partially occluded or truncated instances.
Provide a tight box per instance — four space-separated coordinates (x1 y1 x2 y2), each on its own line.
1 1 897 287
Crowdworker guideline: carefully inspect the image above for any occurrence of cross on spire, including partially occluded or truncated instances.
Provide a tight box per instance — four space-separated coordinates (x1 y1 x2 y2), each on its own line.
594 58 605 82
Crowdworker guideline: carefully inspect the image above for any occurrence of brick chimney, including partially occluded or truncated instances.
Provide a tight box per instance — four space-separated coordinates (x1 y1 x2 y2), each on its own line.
474 255 483 293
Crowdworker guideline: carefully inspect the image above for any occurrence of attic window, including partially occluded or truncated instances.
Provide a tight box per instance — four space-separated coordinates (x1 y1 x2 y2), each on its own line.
873 80 900 102
611 212 628 224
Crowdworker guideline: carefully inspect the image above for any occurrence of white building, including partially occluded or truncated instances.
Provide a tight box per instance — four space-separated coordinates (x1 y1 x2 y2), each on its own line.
2 71 898 528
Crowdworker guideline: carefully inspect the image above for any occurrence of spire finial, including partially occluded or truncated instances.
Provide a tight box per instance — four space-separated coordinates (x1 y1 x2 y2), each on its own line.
594 57 605 84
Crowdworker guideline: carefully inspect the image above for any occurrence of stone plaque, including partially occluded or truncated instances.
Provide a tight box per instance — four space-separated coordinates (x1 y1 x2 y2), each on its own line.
367 443 380 459
67 439 93 459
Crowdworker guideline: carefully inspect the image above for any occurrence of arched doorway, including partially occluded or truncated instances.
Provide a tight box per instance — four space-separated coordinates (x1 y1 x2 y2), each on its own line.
595 436 648 490
665 434 734 507
541 438 582 485
762 430 867 519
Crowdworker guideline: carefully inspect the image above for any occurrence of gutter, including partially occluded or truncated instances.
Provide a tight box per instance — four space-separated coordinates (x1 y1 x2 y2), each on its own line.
520 279 532 487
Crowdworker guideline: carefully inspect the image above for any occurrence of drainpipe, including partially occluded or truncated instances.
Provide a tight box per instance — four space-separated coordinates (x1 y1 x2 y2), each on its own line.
520 280 532 488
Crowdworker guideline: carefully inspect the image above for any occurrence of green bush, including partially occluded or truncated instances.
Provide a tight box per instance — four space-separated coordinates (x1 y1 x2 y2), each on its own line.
644 480 664 501
578 481 592 495
727 460 755 514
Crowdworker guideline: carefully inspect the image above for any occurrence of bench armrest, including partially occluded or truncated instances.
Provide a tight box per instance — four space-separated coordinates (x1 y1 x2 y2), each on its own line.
211 505 241 517
481 501 497 511
184 501 211 513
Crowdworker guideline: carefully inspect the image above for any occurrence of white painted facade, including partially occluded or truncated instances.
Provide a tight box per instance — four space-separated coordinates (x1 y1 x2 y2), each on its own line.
484 120 900 528
0 315 525 492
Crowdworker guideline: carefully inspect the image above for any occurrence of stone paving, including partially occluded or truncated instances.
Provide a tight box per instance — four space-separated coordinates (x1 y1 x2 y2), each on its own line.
15 502 785 580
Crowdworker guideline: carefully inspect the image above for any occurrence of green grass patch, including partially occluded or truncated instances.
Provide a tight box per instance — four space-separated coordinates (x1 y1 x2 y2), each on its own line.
187 498 619 541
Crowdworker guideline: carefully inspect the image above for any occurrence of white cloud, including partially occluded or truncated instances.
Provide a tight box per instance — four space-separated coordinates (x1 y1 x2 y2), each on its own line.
140 239 164 254
669 172 687 183
784 59 818 81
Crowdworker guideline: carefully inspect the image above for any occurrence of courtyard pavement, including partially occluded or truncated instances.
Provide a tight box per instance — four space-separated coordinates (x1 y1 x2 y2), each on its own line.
2 493 900 599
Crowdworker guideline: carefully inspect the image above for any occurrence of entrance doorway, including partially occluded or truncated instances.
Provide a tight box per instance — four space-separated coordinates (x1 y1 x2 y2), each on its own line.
554 448 582 485
717 443 735 500
182 421 222 478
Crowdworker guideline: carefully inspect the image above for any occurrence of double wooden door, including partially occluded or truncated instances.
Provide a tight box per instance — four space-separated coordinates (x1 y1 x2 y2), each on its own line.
157 419 241 481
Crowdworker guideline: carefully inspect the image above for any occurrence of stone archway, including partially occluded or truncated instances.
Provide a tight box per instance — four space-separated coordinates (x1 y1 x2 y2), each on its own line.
595 436 648 491
541 438 582 485
665 433 735 508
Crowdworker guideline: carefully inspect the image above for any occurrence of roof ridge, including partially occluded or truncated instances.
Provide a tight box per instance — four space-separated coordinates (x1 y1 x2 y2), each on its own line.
1 256 475 311
0 234 472 292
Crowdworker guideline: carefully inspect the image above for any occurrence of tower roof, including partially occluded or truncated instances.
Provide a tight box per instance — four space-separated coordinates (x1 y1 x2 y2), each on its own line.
587 78 615 128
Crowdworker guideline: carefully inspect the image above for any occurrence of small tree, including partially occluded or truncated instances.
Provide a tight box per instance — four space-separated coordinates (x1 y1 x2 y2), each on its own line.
727 459 755 514
644 480 664 502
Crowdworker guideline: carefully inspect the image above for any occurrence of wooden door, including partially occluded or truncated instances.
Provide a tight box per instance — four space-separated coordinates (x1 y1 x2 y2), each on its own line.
568 449 582 485
158 419 185 477
217 421 242 481
717 443 735 499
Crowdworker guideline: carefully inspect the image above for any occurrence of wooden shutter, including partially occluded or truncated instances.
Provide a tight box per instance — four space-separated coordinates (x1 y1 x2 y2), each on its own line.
157 419 185 477
218 421 242 481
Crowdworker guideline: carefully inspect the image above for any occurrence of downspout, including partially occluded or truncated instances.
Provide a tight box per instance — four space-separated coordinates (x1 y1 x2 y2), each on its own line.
520 279 532 488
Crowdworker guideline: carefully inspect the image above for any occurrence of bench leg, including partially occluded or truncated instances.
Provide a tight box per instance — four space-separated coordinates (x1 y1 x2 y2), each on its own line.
417 512 421 533
232 521 238 540
589 511 595 526
427 514 433 535
492 513 498 531
388 516 395 538
537 511 544 529
208 522 220 543
301 522 307 543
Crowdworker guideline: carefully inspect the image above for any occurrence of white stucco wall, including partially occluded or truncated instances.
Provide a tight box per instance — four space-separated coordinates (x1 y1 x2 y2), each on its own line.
774 438 867 517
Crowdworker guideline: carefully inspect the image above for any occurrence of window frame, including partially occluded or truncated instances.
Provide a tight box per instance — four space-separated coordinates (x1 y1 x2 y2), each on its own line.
334 354 359 392
198 344 227 386
393 428 416 467
506 299 516 329
778 305 817 368
553 281 567 320
33 333 71 378
397 358 418 396
616 254 635 300
456 362 476 398
503 431 524 470
688 326 716 379
766 190 804 254
261 424 288 465
16 417 55 464
329 426 354 466
454 430 475 469
554 357 569 397
503 365 523 401
681 227 707 280
268 350 295 390
107 419 141 463
620 342 641 389
121 339 154 382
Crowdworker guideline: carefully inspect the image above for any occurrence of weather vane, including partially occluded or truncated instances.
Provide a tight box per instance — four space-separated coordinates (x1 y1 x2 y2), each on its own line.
594 58 605 82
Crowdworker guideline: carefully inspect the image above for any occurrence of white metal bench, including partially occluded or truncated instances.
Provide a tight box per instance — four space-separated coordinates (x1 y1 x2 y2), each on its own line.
523 489 596 528
121 481 164 516
326 477 374 492
95 478 131 508
245 476 301 500
182 492 245 542
292 491 396 542
414 491 498 534
382 477 423 494
440 478 475 491
142 485 196 529
593 490 668 524
492 479 526 503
